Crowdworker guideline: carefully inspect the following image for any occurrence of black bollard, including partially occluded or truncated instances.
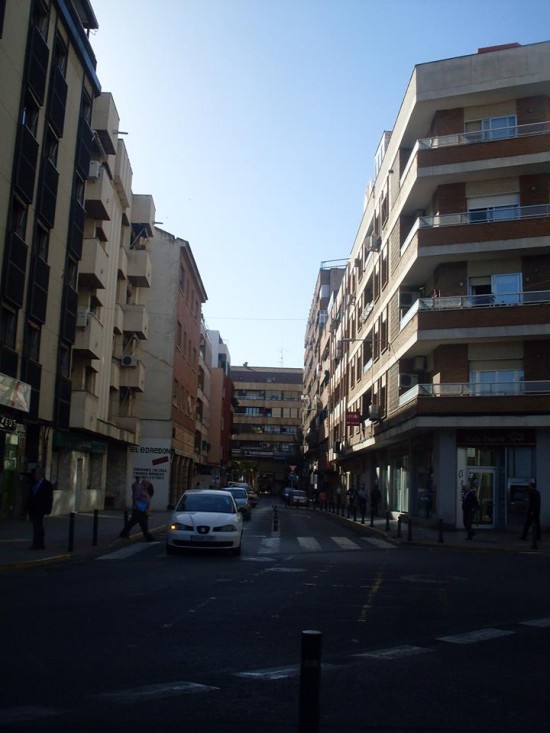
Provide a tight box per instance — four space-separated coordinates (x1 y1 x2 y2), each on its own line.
93 509 99 546
370 507 374 527
299 630 322 733
273 506 279 532
438 518 444 544
385 511 390 532
353 506 357 522
396 516 402 538
407 517 413 542
68 511 75 553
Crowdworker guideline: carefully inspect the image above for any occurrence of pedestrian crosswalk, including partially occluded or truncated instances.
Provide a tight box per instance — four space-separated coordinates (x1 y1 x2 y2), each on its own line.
95 534 395 560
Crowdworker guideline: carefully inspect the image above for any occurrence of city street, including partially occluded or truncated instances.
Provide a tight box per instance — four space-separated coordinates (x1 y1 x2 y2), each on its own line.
2 499 549 732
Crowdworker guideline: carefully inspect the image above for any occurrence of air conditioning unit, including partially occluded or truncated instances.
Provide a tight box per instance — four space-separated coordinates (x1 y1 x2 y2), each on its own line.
368 404 380 420
366 235 381 252
399 373 418 389
88 161 101 180
76 310 90 328
413 356 426 372
316 364 322 376
120 355 138 367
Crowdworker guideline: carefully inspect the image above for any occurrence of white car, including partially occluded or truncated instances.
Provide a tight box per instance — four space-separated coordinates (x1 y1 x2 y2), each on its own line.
166 489 244 556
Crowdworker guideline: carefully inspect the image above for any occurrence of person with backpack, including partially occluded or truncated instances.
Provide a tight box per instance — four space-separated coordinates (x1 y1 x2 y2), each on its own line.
119 478 155 541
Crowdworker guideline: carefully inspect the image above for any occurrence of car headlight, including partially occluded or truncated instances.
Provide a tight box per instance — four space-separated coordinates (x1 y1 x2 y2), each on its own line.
213 524 238 532
170 522 193 531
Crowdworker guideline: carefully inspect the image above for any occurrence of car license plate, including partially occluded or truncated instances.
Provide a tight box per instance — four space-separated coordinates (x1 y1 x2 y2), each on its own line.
189 534 209 542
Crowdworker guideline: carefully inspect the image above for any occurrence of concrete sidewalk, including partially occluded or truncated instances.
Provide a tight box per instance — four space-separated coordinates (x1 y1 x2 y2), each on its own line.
0 510 171 571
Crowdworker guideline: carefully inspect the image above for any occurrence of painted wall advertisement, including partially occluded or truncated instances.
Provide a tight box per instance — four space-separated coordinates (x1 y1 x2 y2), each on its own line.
128 440 172 503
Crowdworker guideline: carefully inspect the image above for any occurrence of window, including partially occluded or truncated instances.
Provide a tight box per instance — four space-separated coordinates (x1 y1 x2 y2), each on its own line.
32 0 49 39
35 225 49 261
44 129 59 166
468 193 519 223
465 115 517 141
12 198 28 240
0 306 17 348
53 36 68 76
469 273 521 305
22 96 40 137
470 369 524 395
26 323 41 362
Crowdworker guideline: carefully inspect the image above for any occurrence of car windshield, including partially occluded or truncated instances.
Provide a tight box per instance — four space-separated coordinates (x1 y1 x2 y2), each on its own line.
225 488 247 499
177 493 235 513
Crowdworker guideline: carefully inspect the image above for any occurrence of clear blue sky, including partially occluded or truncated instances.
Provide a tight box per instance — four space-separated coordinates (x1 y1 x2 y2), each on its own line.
89 0 548 369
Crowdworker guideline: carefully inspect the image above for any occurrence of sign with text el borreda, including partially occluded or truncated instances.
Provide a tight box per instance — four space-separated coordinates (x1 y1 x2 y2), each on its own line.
128 440 172 503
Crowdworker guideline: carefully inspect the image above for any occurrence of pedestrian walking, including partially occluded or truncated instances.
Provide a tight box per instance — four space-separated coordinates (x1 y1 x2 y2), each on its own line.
520 481 541 541
25 466 53 550
347 487 356 517
120 478 155 541
370 484 381 517
462 483 479 539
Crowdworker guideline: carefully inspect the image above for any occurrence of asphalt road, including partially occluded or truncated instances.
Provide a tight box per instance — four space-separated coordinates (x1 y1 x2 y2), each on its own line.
2 500 549 732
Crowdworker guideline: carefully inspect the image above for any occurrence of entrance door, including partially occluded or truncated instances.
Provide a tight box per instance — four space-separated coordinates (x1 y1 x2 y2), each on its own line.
468 469 495 528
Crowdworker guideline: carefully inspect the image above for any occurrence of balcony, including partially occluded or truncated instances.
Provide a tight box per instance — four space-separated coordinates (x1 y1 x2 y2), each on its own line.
127 248 152 287
70 390 99 431
110 360 120 391
400 290 550 329
399 380 550 411
73 311 103 359
122 303 148 339
113 304 124 335
401 205 550 258
114 140 132 208
118 245 128 279
79 238 108 289
85 166 114 221
119 359 145 391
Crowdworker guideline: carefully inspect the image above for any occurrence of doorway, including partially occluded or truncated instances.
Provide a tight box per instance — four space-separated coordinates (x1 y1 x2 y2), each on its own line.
467 469 495 528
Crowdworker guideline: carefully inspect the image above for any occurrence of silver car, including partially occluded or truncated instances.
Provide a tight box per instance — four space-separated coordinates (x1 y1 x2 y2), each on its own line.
223 486 252 520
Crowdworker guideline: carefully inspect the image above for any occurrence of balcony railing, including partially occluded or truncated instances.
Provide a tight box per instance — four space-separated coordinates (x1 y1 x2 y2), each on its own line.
418 120 550 150
399 380 550 405
400 290 550 328
418 203 550 229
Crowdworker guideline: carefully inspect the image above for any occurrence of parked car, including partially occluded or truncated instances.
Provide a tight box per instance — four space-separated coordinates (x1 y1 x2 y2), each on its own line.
166 489 243 556
282 486 294 503
247 489 259 506
290 489 309 508
223 486 252 520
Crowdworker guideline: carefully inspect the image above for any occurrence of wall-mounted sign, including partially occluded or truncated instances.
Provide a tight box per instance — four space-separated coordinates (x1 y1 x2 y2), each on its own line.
346 411 361 427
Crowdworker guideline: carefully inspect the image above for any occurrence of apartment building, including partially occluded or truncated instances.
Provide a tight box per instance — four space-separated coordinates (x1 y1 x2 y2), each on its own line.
206 330 233 487
304 41 550 532
231 366 303 495
303 264 345 493
138 228 207 509
0 0 103 517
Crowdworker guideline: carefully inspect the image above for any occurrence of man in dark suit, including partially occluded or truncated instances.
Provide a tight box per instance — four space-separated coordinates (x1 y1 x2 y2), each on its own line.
26 466 54 549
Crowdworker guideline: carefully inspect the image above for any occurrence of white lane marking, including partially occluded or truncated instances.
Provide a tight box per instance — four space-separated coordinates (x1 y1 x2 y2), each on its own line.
438 628 514 644
332 536 361 550
96 543 159 560
235 663 341 680
298 536 322 551
265 567 307 573
521 617 550 627
0 706 58 724
364 538 397 549
93 681 218 702
353 644 433 660
258 537 280 554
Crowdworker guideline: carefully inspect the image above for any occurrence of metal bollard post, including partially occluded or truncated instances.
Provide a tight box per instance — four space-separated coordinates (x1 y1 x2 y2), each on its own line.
370 507 374 527
92 509 99 546
299 630 322 733
396 516 402 538
273 506 279 532
68 511 75 553
407 517 413 542
531 524 538 550
438 518 444 544
385 511 390 532
353 506 357 522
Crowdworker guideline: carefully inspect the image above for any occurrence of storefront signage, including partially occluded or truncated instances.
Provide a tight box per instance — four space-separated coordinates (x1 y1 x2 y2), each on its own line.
456 429 535 446
0 415 17 432
346 411 362 427
128 440 172 500
0 373 31 413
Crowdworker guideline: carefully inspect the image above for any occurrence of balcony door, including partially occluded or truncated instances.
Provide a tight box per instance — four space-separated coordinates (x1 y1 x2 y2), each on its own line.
469 272 521 305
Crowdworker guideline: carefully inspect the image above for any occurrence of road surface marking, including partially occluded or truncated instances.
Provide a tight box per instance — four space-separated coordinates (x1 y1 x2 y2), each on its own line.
521 617 550 627
258 537 280 553
332 536 361 550
96 543 159 560
298 536 322 551
364 538 397 549
94 681 218 702
437 628 514 644
0 706 58 724
353 644 433 660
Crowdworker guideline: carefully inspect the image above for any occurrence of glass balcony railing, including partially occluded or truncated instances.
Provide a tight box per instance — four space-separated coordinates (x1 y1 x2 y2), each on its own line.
399 380 550 405
399 290 550 328
418 204 550 228
418 120 550 149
